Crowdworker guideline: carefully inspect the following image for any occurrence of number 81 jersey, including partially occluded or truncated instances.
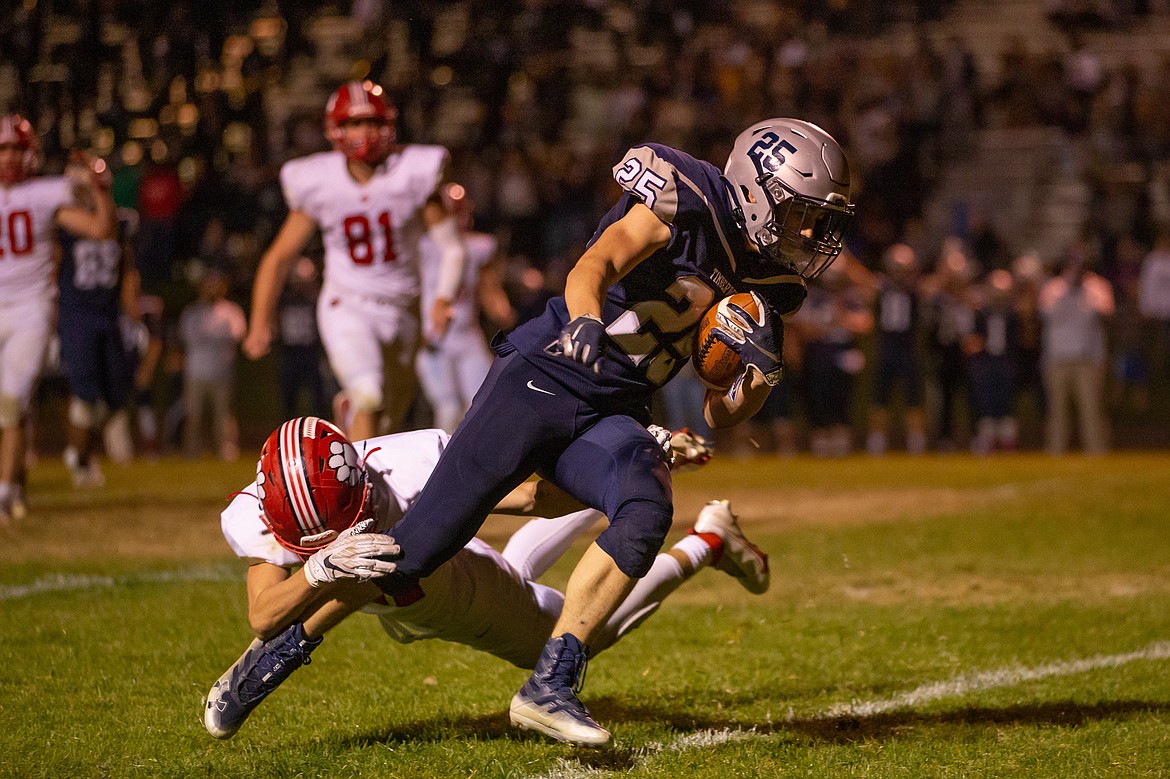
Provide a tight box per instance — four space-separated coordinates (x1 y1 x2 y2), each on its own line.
279 145 449 303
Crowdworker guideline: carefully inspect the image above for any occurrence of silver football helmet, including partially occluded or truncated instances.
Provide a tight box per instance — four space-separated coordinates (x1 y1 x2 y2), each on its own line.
724 118 854 279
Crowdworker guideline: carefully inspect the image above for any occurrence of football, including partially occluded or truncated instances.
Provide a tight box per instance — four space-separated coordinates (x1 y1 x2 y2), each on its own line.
692 292 760 389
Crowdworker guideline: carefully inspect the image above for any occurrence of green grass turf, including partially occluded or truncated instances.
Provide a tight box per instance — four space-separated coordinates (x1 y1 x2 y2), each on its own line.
1 453 1168 778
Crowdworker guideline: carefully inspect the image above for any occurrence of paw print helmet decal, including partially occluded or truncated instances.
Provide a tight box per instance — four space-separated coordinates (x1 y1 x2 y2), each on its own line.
256 416 373 559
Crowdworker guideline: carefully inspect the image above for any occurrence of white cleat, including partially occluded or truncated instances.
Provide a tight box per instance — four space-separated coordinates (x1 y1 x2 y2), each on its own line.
70 462 106 489
691 500 769 594
508 635 612 748
9 488 28 522
103 411 135 465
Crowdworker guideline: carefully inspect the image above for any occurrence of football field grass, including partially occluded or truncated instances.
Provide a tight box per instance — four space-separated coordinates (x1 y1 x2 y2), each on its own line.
2 452 1169 778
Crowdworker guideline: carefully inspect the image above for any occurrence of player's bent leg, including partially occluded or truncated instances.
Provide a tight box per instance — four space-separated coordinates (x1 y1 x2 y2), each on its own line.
551 415 675 579
203 622 322 740
689 500 769 594
343 380 383 442
509 543 629 747
500 509 604 581
0 396 27 521
518 417 673 745
379 352 576 590
509 633 612 748
592 546 696 654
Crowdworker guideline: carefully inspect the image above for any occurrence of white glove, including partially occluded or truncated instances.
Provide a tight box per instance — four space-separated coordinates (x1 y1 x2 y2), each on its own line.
647 424 673 459
668 428 713 472
303 521 400 588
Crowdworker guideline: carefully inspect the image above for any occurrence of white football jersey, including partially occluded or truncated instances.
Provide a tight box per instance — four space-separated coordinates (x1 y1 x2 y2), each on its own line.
219 427 558 667
221 428 450 567
280 146 448 303
419 230 497 334
0 176 72 304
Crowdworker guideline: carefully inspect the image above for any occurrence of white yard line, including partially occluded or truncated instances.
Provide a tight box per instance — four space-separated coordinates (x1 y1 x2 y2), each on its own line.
0 565 240 600
525 640 1170 779
814 640 1170 720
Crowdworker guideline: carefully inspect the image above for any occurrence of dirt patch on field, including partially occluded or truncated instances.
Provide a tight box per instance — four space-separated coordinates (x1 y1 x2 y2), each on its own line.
671 482 1032 533
0 472 1084 569
2 501 229 565
830 570 1170 607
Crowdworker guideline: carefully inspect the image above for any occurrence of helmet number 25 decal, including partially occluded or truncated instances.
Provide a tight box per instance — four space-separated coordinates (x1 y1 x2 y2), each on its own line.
615 157 668 210
0 210 33 257
343 212 397 265
747 133 797 179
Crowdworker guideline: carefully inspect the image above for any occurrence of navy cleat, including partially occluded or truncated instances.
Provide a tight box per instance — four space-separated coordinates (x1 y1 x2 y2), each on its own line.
509 634 612 748
203 622 322 739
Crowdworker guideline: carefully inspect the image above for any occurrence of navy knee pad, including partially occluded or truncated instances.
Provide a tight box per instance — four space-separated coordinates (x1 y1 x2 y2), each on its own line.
596 498 674 578
592 435 673 578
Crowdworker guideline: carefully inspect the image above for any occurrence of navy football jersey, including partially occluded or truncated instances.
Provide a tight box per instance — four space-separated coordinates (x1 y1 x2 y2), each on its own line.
506 143 806 408
57 210 136 320
875 275 920 349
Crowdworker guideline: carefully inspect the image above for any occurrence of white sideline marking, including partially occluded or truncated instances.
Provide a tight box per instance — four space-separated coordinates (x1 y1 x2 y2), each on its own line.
524 641 1170 779
815 640 1170 720
0 565 240 600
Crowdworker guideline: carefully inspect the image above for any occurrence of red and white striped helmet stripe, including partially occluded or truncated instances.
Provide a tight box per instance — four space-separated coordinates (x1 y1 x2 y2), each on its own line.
278 418 324 536
348 82 369 113
0 116 18 145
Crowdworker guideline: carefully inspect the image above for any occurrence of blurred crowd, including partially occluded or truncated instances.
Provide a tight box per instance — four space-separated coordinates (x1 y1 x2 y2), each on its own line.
682 237 1170 458
3 0 1170 462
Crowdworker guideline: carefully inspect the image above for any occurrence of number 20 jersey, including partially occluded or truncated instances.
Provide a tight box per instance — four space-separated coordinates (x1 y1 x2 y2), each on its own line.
0 176 72 305
506 143 806 409
279 145 448 304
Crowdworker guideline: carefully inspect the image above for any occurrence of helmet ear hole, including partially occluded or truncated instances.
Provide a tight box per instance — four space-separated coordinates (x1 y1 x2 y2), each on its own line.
741 185 757 205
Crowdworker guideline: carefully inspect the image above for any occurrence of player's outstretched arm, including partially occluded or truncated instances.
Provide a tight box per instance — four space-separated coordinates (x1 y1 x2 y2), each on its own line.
245 561 310 640
56 156 116 240
422 197 467 342
243 211 317 359
477 256 517 330
245 556 386 641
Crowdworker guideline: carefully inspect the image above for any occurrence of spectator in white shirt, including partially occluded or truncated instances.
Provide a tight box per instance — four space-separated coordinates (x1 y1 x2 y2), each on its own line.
1039 243 1115 454
180 264 247 460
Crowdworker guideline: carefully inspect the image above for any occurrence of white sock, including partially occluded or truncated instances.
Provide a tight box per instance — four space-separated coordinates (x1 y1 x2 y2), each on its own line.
599 553 688 652
671 534 715 570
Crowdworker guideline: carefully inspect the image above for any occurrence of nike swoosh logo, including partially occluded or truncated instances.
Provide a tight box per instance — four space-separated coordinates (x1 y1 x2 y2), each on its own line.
526 380 555 396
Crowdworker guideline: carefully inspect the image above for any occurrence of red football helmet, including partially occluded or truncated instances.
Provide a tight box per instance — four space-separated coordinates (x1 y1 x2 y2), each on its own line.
324 81 396 166
255 416 373 559
0 114 40 185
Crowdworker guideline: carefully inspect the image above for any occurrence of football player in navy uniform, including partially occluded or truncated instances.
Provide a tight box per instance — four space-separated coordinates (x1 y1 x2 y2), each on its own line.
366 119 853 746
56 195 140 486
363 119 854 746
